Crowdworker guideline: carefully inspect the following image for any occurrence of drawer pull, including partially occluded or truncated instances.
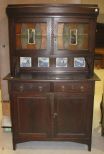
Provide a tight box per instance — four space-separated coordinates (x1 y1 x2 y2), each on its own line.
20 85 24 92
29 85 33 89
80 86 84 91
38 86 43 92
61 85 65 91
71 85 74 90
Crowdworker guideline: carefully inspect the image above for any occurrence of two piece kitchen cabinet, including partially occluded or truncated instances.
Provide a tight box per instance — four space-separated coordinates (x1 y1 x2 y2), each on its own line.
5 4 99 150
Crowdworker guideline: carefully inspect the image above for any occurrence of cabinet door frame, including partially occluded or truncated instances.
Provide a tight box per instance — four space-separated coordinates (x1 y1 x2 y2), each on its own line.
14 17 51 54
53 17 96 76
53 17 92 55
10 92 52 140
53 92 94 139
9 17 52 75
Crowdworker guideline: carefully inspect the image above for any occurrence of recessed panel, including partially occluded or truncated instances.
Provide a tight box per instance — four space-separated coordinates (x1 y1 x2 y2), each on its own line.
20 57 32 67
38 57 49 67
56 58 68 67
16 23 47 49
57 23 89 50
74 57 85 68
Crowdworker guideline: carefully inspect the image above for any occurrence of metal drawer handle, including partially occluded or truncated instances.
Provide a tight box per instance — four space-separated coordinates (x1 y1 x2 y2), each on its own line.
30 85 33 89
20 85 24 91
71 85 74 90
38 86 43 92
80 86 84 91
61 85 65 91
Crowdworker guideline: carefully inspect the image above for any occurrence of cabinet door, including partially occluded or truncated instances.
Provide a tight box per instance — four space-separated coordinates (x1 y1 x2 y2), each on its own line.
54 18 90 54
54 93 92 139
12 93 51 139
53 18 95 76
15 18 51 53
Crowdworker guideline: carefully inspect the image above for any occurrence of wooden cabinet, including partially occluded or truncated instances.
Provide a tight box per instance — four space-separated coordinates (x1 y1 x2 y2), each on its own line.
5 4 99 151
8 79 95 150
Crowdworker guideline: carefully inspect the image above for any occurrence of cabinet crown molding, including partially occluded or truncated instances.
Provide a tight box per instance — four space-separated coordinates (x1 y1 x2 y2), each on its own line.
6 4 99 17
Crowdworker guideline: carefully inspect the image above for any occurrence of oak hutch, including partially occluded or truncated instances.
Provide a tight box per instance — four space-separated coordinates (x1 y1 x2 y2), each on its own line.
5 4 99 150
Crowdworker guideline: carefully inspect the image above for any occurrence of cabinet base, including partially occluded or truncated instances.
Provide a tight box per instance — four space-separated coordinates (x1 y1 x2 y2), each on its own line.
12 139 92 151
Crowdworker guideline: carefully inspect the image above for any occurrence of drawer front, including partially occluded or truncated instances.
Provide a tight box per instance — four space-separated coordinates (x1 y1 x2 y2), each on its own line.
54 82 90 93
12 82 50 92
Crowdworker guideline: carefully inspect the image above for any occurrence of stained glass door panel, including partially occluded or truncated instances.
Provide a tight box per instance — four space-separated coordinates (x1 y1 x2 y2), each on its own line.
16 23 47 50
57 23 89 51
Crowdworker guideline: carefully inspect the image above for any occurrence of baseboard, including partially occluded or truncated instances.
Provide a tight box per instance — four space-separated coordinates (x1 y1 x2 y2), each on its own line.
2 101 9 103
1 115 12 128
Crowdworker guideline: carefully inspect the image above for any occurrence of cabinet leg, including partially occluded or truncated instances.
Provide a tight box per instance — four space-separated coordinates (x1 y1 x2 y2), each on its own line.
13 143 16 150
101 127 104 136
12 135 16 150
88 144 91 151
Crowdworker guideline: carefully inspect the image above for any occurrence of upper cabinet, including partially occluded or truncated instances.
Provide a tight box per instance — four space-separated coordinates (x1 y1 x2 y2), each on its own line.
6 4 99 76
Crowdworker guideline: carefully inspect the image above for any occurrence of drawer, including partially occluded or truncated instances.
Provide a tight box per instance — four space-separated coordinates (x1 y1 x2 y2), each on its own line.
54 82 90 93
12 82 50 92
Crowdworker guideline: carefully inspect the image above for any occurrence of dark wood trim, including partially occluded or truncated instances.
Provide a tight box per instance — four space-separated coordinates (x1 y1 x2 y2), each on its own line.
7 4 99 17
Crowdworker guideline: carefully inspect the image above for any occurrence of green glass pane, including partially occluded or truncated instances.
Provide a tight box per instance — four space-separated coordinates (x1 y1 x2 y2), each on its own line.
63 24 70 49
21 24 28 48
35 24 42 49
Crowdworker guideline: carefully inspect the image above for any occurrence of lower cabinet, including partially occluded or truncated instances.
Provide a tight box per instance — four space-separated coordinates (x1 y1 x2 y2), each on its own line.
9 81 95 151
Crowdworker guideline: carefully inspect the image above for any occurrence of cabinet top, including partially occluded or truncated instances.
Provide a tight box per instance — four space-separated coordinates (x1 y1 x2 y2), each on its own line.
4 73 100 82
6 4 99 17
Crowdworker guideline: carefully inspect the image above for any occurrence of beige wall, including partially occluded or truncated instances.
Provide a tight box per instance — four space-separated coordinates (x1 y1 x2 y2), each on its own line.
81 0 104 14
98 0 104 14
81 0 98 4
0 0 10 100
7 0 80 4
